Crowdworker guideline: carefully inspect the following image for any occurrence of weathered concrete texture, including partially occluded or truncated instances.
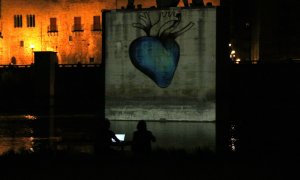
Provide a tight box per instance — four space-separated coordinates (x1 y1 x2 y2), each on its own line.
106 99 215 121
105 8 216 122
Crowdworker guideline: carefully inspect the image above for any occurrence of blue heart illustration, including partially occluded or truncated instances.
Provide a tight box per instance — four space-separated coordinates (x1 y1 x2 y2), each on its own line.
129 36 180 88
129 11 194 88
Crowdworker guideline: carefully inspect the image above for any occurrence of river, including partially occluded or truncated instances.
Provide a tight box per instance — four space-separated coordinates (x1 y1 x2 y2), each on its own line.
0 114 216 155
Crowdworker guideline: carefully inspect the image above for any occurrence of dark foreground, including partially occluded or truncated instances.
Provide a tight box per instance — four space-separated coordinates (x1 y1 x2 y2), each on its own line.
0 149 298 180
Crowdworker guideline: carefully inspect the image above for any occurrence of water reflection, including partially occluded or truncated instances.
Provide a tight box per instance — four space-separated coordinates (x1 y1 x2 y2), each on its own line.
229 121 239 152
24 115 37 121
0 115 35 155
0 114 99 155
0 115 216 155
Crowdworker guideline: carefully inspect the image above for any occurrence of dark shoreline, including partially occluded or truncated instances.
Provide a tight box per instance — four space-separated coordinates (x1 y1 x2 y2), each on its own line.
0 149 296 180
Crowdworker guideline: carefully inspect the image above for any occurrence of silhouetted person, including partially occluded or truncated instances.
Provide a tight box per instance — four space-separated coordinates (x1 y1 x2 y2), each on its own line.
94 118 120 156
132 120 156 154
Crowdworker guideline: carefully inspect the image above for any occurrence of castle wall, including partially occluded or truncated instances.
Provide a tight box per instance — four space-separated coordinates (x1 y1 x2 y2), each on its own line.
0 0 114 64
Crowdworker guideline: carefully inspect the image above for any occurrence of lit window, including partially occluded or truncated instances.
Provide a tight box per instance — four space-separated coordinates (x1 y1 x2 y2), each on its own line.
27 15 35 27
14 15 22 28
93 16 101 31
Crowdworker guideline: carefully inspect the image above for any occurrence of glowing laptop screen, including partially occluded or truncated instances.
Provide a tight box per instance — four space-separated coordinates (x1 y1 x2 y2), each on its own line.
112 134 125 142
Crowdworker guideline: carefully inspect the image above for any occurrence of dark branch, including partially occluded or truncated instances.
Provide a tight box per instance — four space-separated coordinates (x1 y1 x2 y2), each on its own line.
171 22 195 39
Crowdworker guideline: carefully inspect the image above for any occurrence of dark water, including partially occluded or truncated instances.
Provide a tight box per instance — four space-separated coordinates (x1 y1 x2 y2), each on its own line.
0 114 97 155
0 115 36 155
0 114 216 155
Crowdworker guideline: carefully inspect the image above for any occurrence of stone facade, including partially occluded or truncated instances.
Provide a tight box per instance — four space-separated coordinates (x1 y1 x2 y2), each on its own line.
0 0 218 65
0 0 116 64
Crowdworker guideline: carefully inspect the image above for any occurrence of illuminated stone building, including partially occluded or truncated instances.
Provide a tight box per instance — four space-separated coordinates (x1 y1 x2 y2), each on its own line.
0 0 218 65
0 0 118 65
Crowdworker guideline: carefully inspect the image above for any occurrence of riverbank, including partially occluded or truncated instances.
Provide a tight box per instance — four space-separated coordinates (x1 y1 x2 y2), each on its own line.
0 149 297 180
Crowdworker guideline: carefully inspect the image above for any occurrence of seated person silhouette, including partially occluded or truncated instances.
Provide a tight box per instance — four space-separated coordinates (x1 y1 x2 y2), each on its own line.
95 118 120 155
132 120 156 154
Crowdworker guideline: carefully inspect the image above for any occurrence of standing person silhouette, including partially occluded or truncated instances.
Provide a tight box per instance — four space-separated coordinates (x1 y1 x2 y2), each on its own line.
132 120 156 154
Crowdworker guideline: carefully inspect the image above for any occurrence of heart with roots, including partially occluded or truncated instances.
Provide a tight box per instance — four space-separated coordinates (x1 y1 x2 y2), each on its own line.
129 11 194 88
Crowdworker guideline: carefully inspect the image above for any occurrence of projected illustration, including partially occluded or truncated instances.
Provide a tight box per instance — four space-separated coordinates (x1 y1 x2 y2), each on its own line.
129 11 194 88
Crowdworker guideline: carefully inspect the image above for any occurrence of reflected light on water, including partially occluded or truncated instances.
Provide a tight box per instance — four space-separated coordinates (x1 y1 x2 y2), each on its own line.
0 115 218 155
229 123 238 152
0 137 34 155
230 137 238 152
24 115 37 120
0 114 36 155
